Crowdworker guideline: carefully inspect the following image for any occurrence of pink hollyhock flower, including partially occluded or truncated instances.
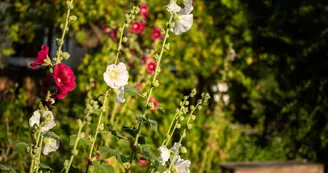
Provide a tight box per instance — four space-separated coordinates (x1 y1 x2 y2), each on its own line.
103 26 110 34
138 155 148 167
53 63 75 93
149 97 159 112
30 45 49 69
110 28 118 41
140 54 149 63
130 21 145 34
136 82 142 92
151 27 163 40
146 61 157 74
139 4 149 20
42 75 68 100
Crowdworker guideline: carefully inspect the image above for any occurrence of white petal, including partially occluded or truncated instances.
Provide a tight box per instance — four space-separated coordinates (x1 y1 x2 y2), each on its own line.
41 110 56 132
167 0 181 13
214 94 220 102
29 110 41 128
115 86 125 103
42 137 59 155
171 142 180 154
173 156 191 173
217 82 229 92
171 14 193 35
222 94 230 106
158 145 170 166
179 0 193 15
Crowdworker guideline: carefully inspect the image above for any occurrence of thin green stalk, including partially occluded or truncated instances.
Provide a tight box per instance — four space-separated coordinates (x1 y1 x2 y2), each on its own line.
88 90 109 159
55 0 74 64
34 135 44 173
64 114 88 173
110 102 118 124
114 24 126 64
126 15 173 173
29 124 43 173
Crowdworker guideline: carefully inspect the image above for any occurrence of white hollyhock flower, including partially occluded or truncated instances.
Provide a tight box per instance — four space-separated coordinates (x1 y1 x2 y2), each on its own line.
213 94 220 102
222 94 230 106
114 86 125 103
167 0 193 35
103 62 129 89
158 145 170 165
217 82 229 92
29 110 55 132
42 137 59 155
171 156 191 173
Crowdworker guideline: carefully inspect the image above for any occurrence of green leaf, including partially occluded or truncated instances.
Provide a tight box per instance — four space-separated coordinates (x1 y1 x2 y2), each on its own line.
99 147 120 159
124 85 139 96
141 144 153 160
122 125 137 136
39 163 52 170
93 161 114 173
148 119 158 131
14 141 29 153
157 107 166 115
0 164 16 173
106 125 127 140
138 135 146 144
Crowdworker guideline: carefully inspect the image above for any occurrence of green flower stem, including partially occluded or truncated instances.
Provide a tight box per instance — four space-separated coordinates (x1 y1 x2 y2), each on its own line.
29 124 43 173
35 135 44 173
55 0 74 65
114 24 126 64
126 15 173 173
110 102 118 124
64 114 88 173
198 146 210 173
163 96 189 146
88 90 109 159
168 102 201 171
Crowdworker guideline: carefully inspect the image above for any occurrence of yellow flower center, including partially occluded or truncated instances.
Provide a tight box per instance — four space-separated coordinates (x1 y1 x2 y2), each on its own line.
57 78 61 83
109 70 118 80
133 24 138 29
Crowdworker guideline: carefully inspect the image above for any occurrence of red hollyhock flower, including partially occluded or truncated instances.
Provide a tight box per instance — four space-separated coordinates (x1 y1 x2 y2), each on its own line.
30 45 49 69
103 26 110 34
146 61 157 74
138 155 148 167
151 27 163 40
139 4 149 20
53 63 75 93
110 28 118 41
149 98 159 112
42 75 68 100
140 54 149 63
130 21 145 34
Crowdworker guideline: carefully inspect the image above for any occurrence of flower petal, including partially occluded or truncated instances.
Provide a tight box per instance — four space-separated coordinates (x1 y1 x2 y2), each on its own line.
167 0 181 13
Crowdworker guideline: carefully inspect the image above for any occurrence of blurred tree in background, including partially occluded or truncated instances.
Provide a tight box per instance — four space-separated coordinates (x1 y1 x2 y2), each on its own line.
1 0 328 172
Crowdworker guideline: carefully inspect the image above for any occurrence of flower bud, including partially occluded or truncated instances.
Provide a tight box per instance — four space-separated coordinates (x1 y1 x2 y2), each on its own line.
99 123 104 131
147 102 154 110
118 27 124 33
160 28 165 35
123 162 131 169
69 15 77 21
179 116 185 121
180 147 187 154
64 160 69 167
152 80 159 87
187 124 193 129
164 43 170 50
80 132 85 138
198 105 203 110
191 115 196 120
59 23 64 29
77 119 83 127
72 149 78 156
122 37 128 42
176 123 181 129
86 115 92 122
62 52 70 59
184 101 189 106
